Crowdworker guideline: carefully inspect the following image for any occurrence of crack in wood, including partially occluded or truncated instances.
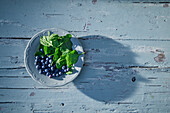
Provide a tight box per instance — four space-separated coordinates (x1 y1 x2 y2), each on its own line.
0 76 30 78
0 87 69 90
1 37 170 41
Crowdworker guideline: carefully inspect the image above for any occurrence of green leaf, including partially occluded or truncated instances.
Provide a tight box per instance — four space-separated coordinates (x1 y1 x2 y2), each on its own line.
47 46 55 54
66 50 81 67
60 35 73 52
43 46 48 55
53 48 61 62
66 71 73 75
52 40 60 48
56 55 66 69
65 34 72 38
62 49 70 55
34 51 44 56
40 36 53 47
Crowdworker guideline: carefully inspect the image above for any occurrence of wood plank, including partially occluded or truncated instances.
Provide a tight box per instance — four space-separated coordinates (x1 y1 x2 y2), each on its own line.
0 0 170 39
0 38 170 68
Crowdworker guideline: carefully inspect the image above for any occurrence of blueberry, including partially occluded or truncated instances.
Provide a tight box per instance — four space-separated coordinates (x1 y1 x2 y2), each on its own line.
51 67 54 72
46 72 49 76
56 73 59 77
58 71 62 76
41 59 44 63
43 70 46 75
35 59 38 62
37 62 41 66
54 69 59 74
49 75 52 78
41 63 45 66
36 65 40 69
66 68 70 72
61 69 64 73
49 59 52 64
44 69 48 73
48 64 51 68
39 69 43 74
34 62 38 65
40 48 43 52
62 66 66 70
46 57 49 61
41 56 45 59
52 73 55 77
42 65 45 69
64 69 67 73
45 61 48 65
49 55 53 59
35 56 39 59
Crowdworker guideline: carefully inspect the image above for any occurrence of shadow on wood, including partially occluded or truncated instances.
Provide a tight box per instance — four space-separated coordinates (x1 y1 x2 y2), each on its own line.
73 35 148 103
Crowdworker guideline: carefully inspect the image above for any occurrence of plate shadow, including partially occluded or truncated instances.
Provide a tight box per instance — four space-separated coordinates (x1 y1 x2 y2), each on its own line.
73 35 148 103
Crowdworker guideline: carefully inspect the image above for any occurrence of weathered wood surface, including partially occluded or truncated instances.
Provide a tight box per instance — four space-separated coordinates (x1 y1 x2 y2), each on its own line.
0 0 170 113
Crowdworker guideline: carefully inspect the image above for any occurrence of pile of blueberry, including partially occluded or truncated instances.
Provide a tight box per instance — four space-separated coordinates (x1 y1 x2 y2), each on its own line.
34 50 70 78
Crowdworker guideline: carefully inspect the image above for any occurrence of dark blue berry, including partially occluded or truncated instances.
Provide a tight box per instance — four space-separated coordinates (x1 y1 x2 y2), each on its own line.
44 69 48 73
64 69 67 73
41 63 45 66
41 59 44 63
37 62 41 66
40 48 43 52
48 64 51 68
49 55 53 59
34 62 37 65
66 68 70 72
51 67 54 72
42 65 45 69
46 72 49 76
36 65 40 69
35 56 39 59
56 73 59 77
52 73 55 77
35 59 38 62
61 69 64 73
62 66 66 70
46 57 49 61
42 70 46 75
49 59 52 63
45 61 48 65
49 75 52 78
58 71 62 76
54 69 59 74
39 69 43 74
42 56 45 59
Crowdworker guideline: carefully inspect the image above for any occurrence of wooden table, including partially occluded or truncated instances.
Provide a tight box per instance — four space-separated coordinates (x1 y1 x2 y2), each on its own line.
0 0 170 113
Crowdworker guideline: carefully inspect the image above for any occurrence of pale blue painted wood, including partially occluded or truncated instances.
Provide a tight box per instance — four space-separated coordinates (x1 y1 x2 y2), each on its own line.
0 0 170 113
0 0 170 39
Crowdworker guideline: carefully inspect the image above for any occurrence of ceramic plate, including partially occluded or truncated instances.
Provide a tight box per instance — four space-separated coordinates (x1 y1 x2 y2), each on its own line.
24 28 84 87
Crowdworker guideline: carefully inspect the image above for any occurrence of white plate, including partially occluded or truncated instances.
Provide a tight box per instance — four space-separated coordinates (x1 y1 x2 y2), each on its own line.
24 28 84 87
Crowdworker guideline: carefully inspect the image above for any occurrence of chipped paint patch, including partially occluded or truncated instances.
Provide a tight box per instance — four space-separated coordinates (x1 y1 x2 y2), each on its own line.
163 4 169 8
30 92 35 96
10 56 18 64
92 0 97 5
154 53 166 63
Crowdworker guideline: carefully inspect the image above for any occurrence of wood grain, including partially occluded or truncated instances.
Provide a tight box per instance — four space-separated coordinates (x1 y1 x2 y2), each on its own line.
0 0 170 112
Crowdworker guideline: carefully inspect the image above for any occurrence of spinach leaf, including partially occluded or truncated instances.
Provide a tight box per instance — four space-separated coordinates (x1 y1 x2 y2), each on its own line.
56 55 66 69
53 48 61 62
66 71 73 75
34 51 44 56
40 36 53 47
66 50 81 67
60 34 73 52
43 46 48 55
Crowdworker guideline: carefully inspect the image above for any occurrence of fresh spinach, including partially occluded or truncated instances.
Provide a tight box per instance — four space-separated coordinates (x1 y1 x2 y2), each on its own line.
36 31 84 74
